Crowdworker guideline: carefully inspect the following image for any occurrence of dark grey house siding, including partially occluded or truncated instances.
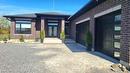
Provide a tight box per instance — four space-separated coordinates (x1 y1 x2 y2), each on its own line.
70 0 130 69
70 0 121 43
70 1 121 54
120 0 130 69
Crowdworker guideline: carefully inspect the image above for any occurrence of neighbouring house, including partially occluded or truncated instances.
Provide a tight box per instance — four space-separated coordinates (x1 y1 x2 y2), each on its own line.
4 0 130 69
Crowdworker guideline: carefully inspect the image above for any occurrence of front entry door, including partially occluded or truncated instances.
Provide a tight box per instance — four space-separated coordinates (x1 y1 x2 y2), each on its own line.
48 25 58 37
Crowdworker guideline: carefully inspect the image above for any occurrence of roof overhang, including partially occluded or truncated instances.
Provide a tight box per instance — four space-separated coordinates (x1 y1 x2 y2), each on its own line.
69 0 106 21
3 16 36 19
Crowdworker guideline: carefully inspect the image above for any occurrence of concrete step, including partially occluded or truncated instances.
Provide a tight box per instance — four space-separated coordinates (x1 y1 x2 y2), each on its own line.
43 38 62 44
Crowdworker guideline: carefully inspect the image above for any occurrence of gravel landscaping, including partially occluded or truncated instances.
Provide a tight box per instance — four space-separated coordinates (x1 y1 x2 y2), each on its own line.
0 43 128 73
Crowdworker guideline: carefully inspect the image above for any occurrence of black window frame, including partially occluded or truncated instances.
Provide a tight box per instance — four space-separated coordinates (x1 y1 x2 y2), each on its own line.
15 21 32 34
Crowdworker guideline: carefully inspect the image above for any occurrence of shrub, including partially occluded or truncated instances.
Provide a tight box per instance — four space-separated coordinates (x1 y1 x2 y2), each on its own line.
0 29 9 34
3 37 7 42
19 35 24 42
40 30 45 43
0 34 8 41
85 31 92 50
60 32 65 42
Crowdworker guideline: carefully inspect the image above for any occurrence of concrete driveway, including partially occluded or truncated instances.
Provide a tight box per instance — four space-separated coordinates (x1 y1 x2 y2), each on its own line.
0 43 119 73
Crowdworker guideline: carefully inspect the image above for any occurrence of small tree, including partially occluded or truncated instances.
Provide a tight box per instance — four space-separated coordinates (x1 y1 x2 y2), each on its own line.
85 31 92 51
8 33 10 40
40 30 45 43
19 35 24 42
8 27 11 40
60 32 65 43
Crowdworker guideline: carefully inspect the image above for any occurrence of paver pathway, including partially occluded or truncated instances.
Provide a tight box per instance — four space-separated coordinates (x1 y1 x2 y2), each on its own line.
0 43 121 73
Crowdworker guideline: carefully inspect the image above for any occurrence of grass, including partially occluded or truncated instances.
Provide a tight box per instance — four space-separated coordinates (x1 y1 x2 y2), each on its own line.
0 34 9 41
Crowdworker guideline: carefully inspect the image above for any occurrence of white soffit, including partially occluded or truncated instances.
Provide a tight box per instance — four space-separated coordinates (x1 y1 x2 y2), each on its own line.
76 17 90 24
94 5 121 18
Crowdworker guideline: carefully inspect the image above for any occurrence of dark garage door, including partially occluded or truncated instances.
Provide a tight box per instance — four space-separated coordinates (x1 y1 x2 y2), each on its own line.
95 10 121 58
76 21 90 46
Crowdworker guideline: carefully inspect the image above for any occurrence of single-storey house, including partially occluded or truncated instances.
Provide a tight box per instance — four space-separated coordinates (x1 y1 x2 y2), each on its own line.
4 0 130 69
4 12 70 39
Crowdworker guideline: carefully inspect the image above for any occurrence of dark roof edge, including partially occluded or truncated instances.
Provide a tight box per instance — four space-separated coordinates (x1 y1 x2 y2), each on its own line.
69 0 106 21
3 14 71 19
3 16 36 19
35 13 71 17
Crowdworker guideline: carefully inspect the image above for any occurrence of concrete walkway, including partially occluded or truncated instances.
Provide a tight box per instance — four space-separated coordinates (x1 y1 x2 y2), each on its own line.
44 38 62 44
0 43 120 73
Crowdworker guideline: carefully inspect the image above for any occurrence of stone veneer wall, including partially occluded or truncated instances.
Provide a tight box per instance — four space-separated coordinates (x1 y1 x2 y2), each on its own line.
10 19 36 39
120 0 130 69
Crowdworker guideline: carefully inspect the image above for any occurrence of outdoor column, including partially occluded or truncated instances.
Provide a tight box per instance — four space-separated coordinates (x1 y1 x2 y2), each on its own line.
120 0 130 69
90 17 95 51
41 18 45 31
31 20 36 39
61 19 65 32
10 19 15 38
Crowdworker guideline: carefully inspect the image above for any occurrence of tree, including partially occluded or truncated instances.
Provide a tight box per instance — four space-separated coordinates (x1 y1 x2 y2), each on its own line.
0 17 10 29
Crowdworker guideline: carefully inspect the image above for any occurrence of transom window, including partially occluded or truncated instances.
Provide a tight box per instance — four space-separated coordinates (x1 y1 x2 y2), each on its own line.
115 15 121 22
48 23 58 26
15 21 31 34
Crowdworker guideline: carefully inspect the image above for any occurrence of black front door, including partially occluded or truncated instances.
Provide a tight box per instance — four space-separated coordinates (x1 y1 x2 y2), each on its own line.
48 25 58 37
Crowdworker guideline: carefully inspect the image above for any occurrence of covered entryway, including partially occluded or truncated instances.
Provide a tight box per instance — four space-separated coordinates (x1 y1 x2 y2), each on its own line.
38 13 70 39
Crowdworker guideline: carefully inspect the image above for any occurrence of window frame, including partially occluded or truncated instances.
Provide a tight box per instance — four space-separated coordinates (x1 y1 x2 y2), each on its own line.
113 14 121 58
15 21 32 34
115 14 121 22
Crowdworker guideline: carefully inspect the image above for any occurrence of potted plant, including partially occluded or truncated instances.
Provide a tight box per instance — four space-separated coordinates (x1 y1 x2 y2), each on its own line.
40 30 45 43
3 37 7 43
19 35 24 42
60 32 65 43
85 31 92 51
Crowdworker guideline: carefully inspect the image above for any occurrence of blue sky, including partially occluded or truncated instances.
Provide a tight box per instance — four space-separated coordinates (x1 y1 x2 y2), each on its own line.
0 0 90 16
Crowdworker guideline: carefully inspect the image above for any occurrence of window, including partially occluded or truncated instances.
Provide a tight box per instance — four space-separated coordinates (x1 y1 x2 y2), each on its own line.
15 21 31 34
114 35 121 39
114 14 121 49
48 23 58 26
114 51 120 57
114 42 120 48
114 26 121 31
115 15 121 22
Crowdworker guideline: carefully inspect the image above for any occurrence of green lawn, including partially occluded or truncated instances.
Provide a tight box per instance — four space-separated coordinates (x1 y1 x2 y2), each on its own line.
0 34 9 41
